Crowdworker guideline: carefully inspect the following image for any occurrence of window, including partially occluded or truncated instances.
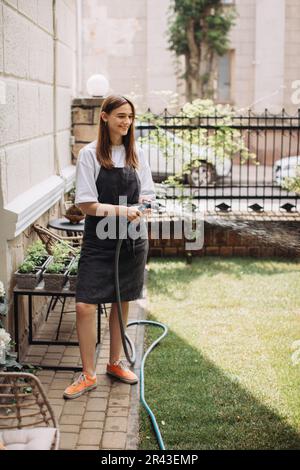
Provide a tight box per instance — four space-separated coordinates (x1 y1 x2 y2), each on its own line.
217 51 234 103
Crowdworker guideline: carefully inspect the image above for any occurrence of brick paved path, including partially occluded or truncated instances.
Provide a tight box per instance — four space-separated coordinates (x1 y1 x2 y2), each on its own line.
24 298 146 450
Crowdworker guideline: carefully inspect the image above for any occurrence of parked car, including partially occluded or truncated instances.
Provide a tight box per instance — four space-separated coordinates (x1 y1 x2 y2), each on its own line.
135 124 232 186
273 156 300 187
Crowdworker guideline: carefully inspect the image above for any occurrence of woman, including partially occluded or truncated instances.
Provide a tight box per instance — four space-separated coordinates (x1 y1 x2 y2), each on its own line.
63 95 155 399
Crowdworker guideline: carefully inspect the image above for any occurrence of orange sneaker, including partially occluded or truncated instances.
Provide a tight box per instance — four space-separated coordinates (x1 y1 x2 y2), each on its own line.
63 372 97 399
106 360 138 385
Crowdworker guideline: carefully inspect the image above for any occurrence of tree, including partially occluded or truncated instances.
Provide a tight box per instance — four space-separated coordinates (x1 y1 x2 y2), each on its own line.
167 0 236 102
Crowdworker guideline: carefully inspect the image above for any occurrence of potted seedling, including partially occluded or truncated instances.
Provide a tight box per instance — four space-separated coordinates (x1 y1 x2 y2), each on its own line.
43 242 74 291
43 261 69 291
52 242 74 266
68 257 79 291
25 240 51 271
14 260 43 290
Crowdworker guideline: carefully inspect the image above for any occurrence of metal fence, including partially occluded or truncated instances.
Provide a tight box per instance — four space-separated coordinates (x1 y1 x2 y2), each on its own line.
135 109 300 213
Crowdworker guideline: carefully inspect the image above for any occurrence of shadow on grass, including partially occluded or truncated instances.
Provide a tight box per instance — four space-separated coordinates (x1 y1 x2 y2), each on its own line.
139 321 300 450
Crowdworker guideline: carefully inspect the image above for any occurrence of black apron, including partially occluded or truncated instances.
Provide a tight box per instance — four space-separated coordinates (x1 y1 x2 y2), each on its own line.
75 165 149 304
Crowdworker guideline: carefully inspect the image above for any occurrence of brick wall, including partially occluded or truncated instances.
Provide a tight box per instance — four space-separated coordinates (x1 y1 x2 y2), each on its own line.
148 217 300 259
71 98 104 162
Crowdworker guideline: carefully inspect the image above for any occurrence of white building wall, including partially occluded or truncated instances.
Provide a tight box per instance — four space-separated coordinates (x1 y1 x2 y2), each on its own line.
80 0 300 114
81 0 178 113
284 0 300 113
254 0 285 113
0 0 77 292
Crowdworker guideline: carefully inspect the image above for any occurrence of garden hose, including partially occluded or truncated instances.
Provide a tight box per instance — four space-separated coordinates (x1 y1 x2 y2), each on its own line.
114 202 168 450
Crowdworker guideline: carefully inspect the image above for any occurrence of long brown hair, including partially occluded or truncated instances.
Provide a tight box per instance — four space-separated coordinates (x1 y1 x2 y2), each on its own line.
96 94 139 169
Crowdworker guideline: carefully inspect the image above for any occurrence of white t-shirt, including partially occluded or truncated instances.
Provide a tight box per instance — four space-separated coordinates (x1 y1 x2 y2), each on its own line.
75 141 156 205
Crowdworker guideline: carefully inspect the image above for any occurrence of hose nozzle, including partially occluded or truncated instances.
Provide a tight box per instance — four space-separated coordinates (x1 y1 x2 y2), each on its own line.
138 201 164 213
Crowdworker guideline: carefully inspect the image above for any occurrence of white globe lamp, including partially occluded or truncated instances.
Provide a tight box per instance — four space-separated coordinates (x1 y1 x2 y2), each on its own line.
86 74 109 97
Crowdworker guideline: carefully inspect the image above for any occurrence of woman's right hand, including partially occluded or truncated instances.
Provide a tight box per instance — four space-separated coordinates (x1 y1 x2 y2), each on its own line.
119 205 142 222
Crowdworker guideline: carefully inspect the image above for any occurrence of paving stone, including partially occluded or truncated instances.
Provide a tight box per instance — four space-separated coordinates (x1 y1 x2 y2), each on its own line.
36 370 55 377
110 383 131 396
86 398 107 412
53 371 74 379
96 375 112 386
28 346 48 355
60 414 82 425
60 424 80 433
104 417 128 433
101 432 127 450
60 432 78 450
60 357 80 364
78 429 102 446
64 401 86 415
49 379 71 390
88 390 109 399
47 346 66 353
47 389 64 399
49 398 65 406
36 375 54 385
109 395 130 408
107 407 128 417
51 405 63 420
63 347 81 357
82 421 104 429
84 411 105 422
76 446 99 450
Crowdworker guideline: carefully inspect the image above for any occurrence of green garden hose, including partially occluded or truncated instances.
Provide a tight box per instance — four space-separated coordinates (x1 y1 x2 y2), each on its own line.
114 203 168 450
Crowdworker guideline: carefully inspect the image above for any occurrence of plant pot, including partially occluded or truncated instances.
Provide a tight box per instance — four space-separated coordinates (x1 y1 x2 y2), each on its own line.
43 259 73 292
68 275 77 291
67 257 78 291
64 204 85 224
43 271 68 292
64 214 85 224
14 268 43 290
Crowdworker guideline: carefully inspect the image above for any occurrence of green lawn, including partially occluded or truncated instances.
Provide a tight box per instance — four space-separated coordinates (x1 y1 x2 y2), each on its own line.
138 257 300 450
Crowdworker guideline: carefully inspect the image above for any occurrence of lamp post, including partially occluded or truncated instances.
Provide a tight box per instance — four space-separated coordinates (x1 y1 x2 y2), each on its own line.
86 74 109 98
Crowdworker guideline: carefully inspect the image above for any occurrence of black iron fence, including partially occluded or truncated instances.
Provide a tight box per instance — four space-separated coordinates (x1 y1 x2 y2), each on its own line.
135 109 300 213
